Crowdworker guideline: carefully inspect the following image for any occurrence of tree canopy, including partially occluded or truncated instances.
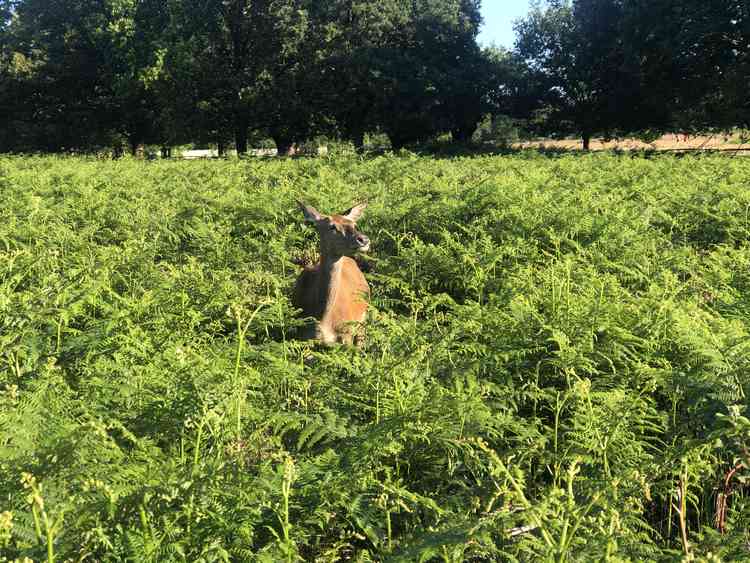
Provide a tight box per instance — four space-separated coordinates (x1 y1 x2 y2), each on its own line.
0 0 492 153
0 0 747 153
513 0 749 148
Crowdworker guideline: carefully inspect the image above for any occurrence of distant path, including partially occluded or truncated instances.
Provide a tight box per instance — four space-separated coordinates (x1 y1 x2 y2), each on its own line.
515 134 750 154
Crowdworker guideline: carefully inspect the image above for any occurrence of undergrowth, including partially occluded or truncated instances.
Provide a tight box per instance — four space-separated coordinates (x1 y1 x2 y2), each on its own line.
1 152 749 561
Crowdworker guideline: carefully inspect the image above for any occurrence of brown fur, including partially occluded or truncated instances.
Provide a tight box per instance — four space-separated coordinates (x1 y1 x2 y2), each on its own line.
293 203 370 345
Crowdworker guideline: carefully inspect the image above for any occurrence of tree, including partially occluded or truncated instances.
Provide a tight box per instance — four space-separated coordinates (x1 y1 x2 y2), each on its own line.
249 1 317 155
157 0 239 153
0 0 170 153
483 46 543 123
0 0 113 150
1 0 495 154
311 0 409 150
161 0 319 155
110 0 171 154
426 0 489 143
316 0 489 150
631 0 750 132
377 0 489 149
514 0 647 149
513 0 749 147
356 0 487 146
0 0 32 152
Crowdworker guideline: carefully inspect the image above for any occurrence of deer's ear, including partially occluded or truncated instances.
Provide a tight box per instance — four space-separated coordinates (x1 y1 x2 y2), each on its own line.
298 201 322 223
342 203 367 222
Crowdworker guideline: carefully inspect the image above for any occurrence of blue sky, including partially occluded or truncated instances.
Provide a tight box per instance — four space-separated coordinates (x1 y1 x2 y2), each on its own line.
478 1 533 48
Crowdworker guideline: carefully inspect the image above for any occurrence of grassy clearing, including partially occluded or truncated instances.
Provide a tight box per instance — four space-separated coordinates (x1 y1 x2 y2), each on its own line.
1 152 749 561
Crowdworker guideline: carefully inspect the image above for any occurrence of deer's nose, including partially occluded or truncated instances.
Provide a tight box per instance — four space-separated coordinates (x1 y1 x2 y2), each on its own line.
356 235 370 247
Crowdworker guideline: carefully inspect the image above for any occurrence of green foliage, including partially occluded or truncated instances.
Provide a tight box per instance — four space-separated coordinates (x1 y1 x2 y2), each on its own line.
472 114 521 146
512 0 750 144
0 0 492 153
513 0 649 147
1 152 749 561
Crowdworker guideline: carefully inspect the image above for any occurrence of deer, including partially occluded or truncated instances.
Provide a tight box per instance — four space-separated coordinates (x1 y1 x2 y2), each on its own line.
293 201 371 346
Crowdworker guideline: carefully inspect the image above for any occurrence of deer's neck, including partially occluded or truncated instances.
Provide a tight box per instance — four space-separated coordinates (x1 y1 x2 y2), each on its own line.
319 253 346 270
317 254 347 304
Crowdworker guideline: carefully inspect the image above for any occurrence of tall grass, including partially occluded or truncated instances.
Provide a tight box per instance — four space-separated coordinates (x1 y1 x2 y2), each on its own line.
1 152 749 561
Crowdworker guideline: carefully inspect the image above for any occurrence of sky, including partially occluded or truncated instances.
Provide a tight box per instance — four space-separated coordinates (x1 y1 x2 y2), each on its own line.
478 0 533 48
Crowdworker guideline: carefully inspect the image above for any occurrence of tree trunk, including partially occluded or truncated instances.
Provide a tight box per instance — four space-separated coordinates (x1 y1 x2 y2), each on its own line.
582 134 591 151
273 137 297 156
235 120 248 155
160 146 171 159
452 122 478 144
388 131 405 151
352 130 365 153
217 140 226 157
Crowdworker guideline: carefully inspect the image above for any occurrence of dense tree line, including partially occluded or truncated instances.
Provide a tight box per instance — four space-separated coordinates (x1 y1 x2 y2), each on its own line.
0 0 490 153
0 0 747 154
513 0 749 148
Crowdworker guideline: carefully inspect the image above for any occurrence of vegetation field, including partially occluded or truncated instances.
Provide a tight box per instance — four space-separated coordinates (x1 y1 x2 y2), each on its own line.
1 153 750 562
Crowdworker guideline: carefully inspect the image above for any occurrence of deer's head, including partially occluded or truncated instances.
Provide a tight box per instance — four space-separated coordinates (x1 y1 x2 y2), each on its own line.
298 201 370 258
